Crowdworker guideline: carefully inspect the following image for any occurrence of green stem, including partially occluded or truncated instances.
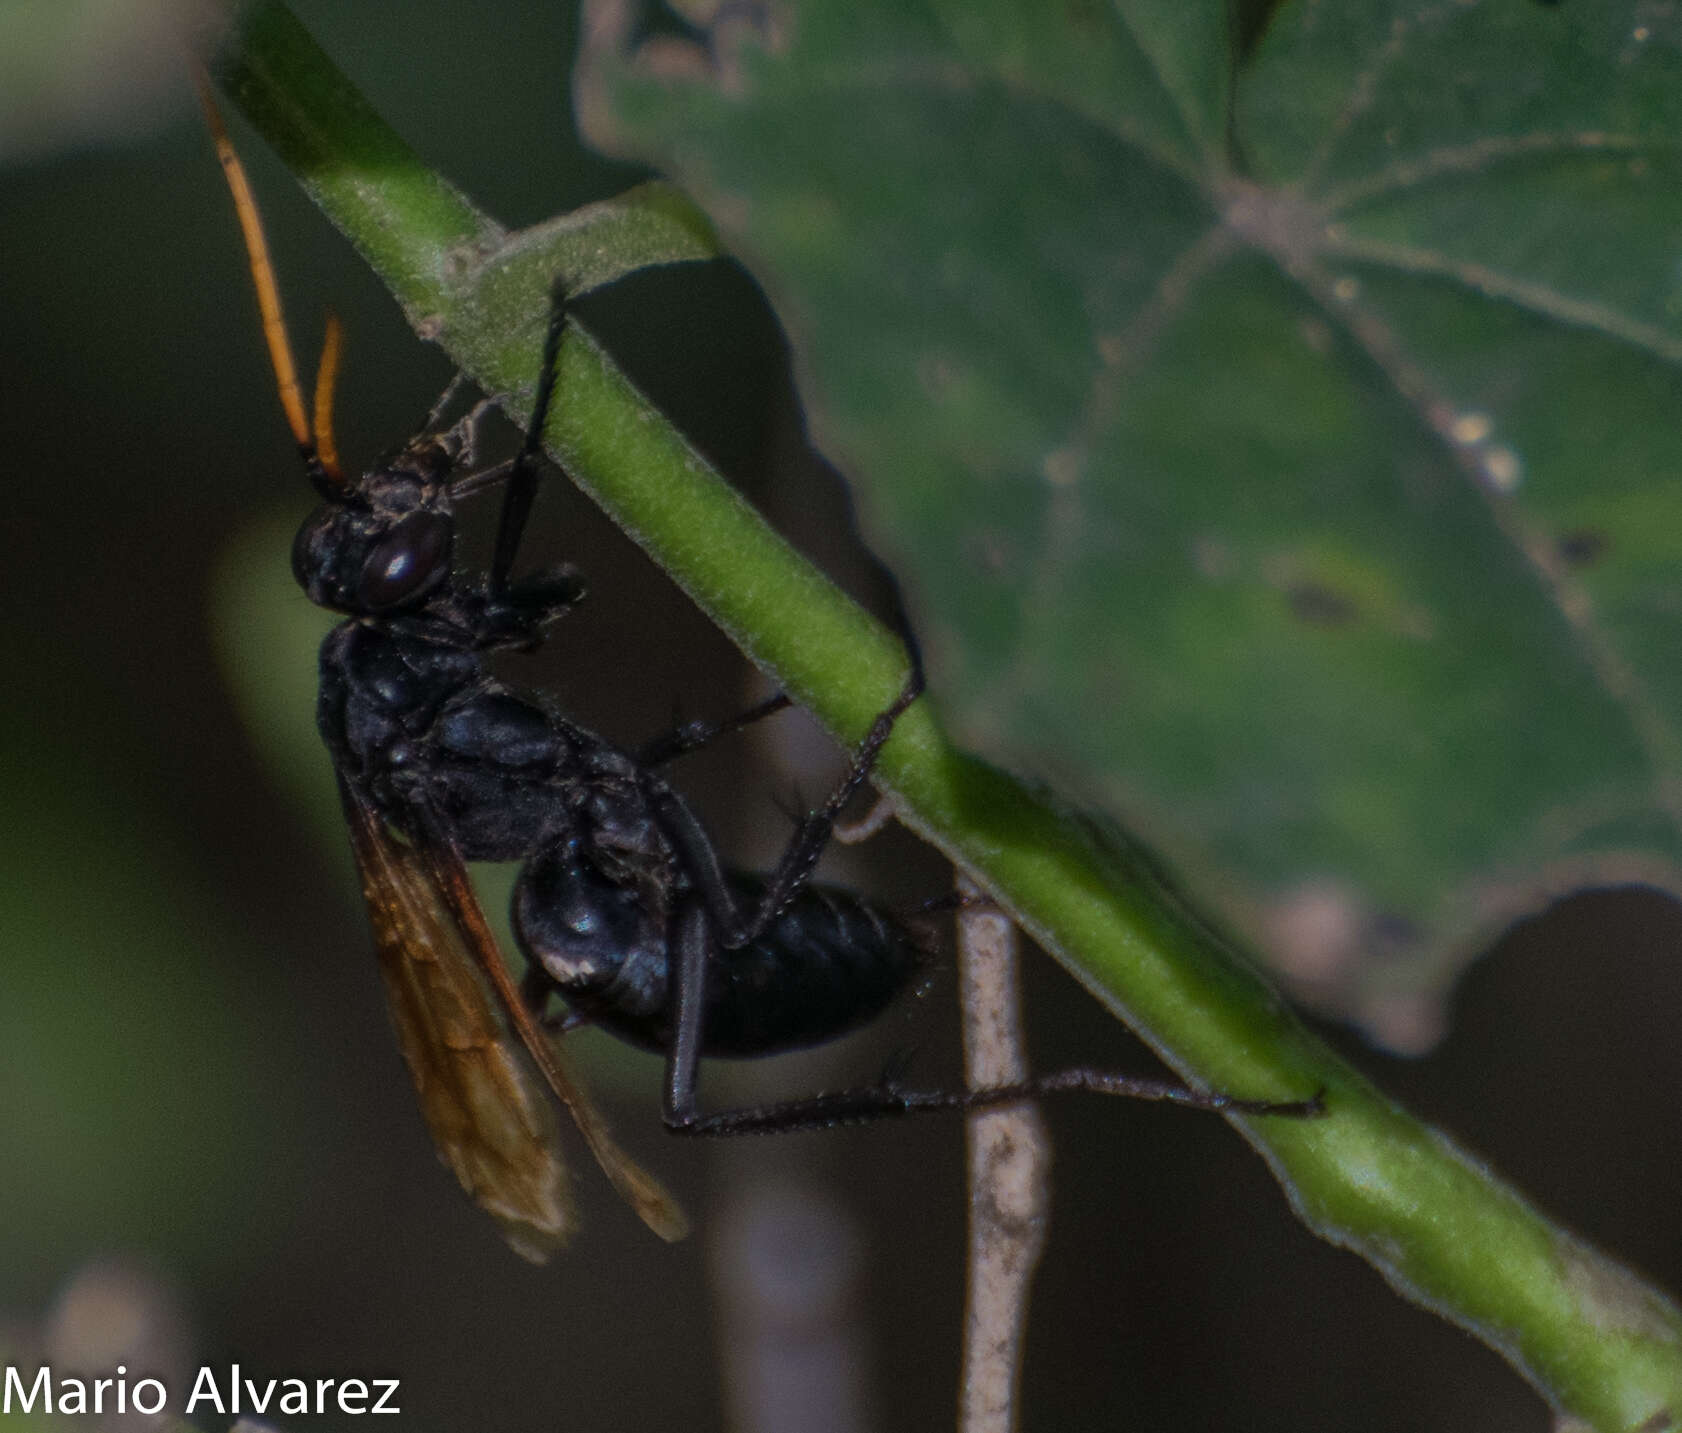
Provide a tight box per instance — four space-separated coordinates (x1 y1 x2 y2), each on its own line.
208 5 1682 1427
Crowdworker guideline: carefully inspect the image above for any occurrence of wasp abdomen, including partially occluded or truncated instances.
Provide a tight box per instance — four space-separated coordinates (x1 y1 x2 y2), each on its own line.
514 851 921 1059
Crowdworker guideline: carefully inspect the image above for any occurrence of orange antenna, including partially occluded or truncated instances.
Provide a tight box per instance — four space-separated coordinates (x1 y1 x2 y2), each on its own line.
195 69 344 486
313 312 345 479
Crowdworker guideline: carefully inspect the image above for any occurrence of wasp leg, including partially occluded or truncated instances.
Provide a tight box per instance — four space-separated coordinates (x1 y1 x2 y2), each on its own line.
490 278 570 600
729 633 925 947
637 692 794 768
662 886 1324 1145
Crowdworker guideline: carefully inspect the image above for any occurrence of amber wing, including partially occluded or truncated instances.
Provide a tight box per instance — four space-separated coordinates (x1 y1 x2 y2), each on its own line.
337 776 688 1258
338 775 578 1262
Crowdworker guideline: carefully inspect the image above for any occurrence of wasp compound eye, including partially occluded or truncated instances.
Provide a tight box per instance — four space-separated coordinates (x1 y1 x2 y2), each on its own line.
357 509 453 611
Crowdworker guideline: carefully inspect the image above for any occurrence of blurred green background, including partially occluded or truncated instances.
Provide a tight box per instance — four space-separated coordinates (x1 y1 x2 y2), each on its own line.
3 2 1682 1429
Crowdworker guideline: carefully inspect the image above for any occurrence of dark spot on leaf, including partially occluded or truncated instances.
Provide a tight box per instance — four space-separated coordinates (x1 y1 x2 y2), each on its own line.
1236 0 1288 55
1558 528 1609 565
631 0 710 50
1064 0 1105 29
1286 581 1358 628
1367 912 1422 957
966 529 1017 580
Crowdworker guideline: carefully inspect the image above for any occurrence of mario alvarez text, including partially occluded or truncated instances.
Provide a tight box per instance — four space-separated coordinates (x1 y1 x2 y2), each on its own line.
4 1363 401 1417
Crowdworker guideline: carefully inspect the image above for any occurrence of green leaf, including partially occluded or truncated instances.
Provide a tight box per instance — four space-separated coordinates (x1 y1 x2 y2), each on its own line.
579 0 1682 1049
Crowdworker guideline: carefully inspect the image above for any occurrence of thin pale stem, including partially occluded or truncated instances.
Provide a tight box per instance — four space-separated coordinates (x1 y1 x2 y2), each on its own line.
958 879 1049 1433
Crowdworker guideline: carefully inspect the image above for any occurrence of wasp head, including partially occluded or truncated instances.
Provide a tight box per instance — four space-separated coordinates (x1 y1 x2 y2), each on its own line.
292 437 459 617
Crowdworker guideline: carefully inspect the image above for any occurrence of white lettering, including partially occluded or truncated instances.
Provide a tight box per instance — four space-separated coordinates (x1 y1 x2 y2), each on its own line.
4 1367 51 1414
165 1368 402 1416
59 1378 88 1415
185 1365 226 1414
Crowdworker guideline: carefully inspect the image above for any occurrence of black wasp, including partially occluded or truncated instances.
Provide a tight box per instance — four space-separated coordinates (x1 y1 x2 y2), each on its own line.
205 89 1319 1263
